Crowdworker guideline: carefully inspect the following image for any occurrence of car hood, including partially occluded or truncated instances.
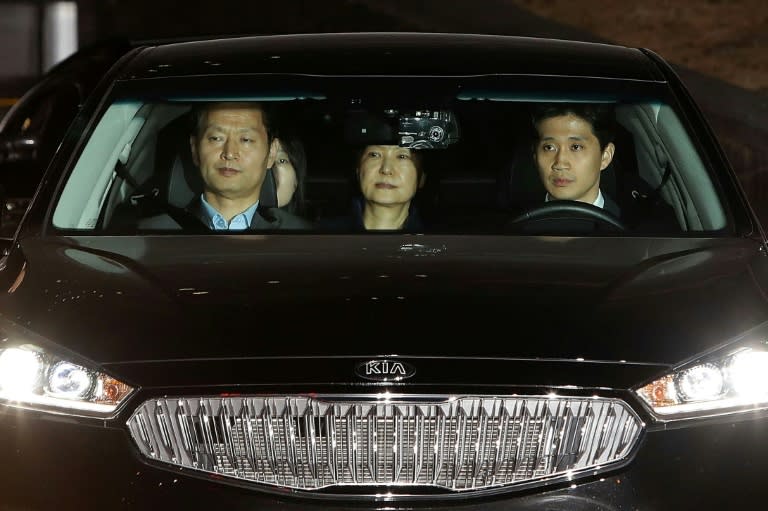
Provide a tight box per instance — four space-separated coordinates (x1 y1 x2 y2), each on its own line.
4 234 768 384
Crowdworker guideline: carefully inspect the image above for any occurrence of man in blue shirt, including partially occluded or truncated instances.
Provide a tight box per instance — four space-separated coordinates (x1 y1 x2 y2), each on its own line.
188 102 309 230
140 102 309 230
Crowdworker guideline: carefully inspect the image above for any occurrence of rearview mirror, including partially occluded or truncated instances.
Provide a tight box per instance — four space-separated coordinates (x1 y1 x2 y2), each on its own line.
344 109 460 149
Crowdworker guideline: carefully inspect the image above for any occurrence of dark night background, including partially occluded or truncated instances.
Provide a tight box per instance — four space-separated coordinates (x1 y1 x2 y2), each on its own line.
2 0 767 220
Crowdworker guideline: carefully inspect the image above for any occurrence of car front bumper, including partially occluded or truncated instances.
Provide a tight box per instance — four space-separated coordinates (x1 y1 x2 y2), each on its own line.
1 408 766 510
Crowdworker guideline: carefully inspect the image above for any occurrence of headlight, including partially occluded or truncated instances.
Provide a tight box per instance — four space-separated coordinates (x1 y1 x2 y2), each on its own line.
0 320 134 418
636 339 768 421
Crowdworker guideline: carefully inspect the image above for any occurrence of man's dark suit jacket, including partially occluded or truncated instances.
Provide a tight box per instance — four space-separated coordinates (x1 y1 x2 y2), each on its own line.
138 197 311 230
541 191 621 218
602 193 621 218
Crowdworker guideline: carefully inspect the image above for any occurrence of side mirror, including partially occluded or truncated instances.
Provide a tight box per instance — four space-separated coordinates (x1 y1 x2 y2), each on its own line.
0 133 44 207
0 184 7 237
0 136 38 164
0 185 29 239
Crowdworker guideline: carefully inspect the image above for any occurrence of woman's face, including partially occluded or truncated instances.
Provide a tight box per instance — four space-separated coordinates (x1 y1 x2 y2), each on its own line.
273 140 298 207
357 145 421 207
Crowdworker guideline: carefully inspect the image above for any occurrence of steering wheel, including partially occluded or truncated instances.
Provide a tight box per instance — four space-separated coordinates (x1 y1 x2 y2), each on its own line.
509 200 627 233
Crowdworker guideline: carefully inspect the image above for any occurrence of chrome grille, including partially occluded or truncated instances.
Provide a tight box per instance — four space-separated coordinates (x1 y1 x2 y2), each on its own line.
127 395 643 493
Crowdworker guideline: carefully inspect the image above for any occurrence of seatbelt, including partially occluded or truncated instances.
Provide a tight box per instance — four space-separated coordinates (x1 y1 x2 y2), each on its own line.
114 160 207 231
648 143 673 202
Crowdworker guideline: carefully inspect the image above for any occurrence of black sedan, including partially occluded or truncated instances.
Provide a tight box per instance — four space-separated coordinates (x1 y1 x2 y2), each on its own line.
0 32 766 510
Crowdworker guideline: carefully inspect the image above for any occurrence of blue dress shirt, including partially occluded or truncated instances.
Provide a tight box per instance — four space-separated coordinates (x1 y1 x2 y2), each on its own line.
200 194 259 230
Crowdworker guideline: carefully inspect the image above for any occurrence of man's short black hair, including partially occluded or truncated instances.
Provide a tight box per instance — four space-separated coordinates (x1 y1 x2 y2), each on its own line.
531 103 617 149
189 101 275 143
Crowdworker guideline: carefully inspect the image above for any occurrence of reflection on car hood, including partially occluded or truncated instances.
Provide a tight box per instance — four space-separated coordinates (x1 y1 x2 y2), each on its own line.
5 235 768 369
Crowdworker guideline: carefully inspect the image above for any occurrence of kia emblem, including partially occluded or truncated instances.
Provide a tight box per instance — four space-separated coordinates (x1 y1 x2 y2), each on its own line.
355 359 416 382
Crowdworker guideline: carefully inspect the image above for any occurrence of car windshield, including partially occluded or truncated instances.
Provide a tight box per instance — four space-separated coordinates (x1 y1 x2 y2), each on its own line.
51 75 731 235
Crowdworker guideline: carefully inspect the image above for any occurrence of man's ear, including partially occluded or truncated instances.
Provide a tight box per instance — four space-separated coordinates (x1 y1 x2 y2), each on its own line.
189 136 200 167
531 141 541 164
266 138 278 169
418 172 427 189
599 142 615 171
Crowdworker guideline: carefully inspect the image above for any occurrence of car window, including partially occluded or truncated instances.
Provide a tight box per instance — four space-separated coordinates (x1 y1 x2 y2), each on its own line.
50 77 730 235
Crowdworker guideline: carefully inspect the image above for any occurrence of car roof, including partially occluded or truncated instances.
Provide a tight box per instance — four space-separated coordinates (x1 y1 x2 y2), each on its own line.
121 32 666 81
